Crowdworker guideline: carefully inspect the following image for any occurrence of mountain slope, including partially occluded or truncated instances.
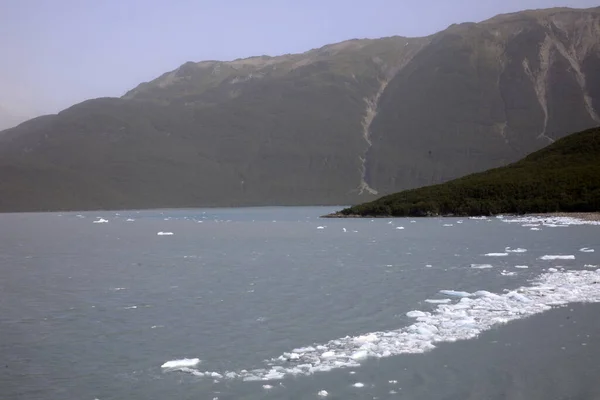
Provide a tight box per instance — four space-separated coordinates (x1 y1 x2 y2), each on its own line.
0 7 599 212
331 127 600 217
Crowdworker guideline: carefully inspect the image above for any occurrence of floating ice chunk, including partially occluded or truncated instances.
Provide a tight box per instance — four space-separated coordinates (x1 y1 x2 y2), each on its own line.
389 380 398 384
262 384 273 390
93 218 108 224
124 305 137 309
580 248 595 253
485 253 508 257
522 224 540 227
126 218 135 222
410 220 417 223
540 255 575 260
317 390 329 397
388 221 393 224
548 268 558 272
406 310 428 318
469 216 488 220
471 264 493 269
425 264 433 268
443 224 453 227
515 265 529 269
530 228 541 231
76 214 84 218
161 358 200 369
425 298 451 304
351 350 369 360
352 383 365 388
157 232 174 236
354 333 378 343
506 247 527 253
342 228 347 232
440 290 472 297
457 220 464 224
584 265 598 268
500 270 516 276
396 226 405 230
317 226 326 230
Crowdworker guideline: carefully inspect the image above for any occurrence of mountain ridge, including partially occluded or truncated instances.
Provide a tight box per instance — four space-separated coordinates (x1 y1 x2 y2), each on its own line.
0 6 599 212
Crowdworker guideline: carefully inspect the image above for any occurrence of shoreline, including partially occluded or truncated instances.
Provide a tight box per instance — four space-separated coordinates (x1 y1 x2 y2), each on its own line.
322 211 600 221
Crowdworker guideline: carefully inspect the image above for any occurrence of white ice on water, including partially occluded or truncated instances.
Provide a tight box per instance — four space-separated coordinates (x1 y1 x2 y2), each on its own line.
317 390 329 397
126 218 135 222
424 299 451 304
93 218 108 224
539 255 575 260
163 270 600 383
514 265 529 269
484 253 508 257
471 264 493 269
502 216 600 226
161 358 201 369
352 383 365 388
157 232 174 236
505 247 527 253
317 226 326 230
396 226 405 230
500 270 517 276
580 248 595 253
439 289 472 297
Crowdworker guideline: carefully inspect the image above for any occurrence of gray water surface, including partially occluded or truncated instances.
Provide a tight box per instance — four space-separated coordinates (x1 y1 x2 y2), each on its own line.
1 207 599 399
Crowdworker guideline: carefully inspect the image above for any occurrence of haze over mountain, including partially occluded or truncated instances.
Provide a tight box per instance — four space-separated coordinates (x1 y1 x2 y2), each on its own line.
1 6 599 212
0 106 28 131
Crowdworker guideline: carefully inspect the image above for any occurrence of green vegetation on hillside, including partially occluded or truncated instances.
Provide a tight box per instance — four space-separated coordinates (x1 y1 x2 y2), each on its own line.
335 127 600 217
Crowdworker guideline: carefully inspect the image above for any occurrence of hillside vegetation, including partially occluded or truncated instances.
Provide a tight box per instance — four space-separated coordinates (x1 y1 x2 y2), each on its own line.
334 127 600 217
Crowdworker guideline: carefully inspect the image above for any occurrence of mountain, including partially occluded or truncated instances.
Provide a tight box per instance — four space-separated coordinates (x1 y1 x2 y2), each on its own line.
1 7 599 212
328 126 600 217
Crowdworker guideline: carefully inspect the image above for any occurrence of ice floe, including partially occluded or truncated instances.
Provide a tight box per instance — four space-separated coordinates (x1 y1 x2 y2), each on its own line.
424 298 451 304
425 264 433 268
317 226 326 230
514 265 529 269
317 390 329 397
484 253 508 257
161 358 200 369
530 228 541 231
439 289 472 297
505 247 527 253
396 226 405 230
580 248 595 253
157 232 174 236
500 270 517 276
262 384 273 390
471 264 493 269
539 255 575 260
163 270 600 382
443 224 453 227
584 265 598 268
352 383 365 388
126 218 135 222
93 218 108 224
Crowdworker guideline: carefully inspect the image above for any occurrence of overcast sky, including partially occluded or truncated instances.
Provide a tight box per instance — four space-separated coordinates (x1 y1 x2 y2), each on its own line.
0 0 597 117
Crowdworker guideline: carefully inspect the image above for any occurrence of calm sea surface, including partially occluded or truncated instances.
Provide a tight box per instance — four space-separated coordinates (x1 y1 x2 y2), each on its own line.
1 207 599 399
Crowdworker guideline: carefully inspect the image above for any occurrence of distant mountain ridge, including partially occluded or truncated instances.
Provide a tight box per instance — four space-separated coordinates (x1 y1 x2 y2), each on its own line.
1 6 599 212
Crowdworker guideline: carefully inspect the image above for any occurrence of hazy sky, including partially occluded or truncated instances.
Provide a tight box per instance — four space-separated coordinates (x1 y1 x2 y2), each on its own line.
0 0 597 117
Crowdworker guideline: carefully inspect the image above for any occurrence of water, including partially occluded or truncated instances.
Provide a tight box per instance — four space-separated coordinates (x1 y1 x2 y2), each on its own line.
1 207 599 399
